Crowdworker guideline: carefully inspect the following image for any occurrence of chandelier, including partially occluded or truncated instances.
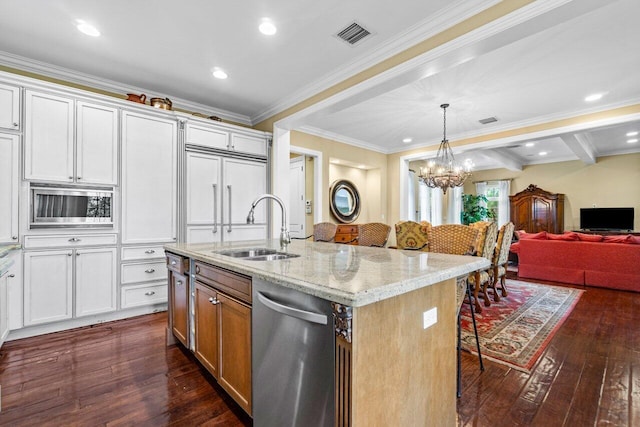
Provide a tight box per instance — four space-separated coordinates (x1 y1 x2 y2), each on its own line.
418 103 472 194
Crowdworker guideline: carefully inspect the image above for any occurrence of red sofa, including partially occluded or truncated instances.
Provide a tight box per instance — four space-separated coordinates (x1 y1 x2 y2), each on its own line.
510 232 640 292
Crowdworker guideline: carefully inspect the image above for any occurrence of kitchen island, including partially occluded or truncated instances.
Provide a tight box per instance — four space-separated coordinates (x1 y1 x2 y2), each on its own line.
165 239 489 427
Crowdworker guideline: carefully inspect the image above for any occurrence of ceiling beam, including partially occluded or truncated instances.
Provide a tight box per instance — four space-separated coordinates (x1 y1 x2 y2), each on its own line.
480 149 523 171
561 133 596 164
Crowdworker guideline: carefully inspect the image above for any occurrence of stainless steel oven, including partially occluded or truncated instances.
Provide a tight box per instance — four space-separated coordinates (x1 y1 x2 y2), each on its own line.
30 186 114 228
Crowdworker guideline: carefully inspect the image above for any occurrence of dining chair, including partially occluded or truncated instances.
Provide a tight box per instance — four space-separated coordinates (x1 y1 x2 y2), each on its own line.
312 222 337 242
429 224 479 256
487 222 515 302
467 221 498 310
394 220 430 251
356 222 391 247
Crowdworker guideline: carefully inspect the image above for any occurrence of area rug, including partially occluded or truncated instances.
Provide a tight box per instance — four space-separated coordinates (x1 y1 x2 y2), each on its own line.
459 279 583 373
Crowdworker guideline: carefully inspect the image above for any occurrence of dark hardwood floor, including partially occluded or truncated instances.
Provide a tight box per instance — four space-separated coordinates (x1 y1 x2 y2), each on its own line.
0 313 251 426
1 277 638 426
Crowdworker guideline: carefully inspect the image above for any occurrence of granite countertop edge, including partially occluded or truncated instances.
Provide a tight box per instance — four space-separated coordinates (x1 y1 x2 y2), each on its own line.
165 240 489 307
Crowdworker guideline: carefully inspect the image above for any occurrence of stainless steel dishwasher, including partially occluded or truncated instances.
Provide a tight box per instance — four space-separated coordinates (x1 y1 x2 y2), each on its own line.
253 278 335 427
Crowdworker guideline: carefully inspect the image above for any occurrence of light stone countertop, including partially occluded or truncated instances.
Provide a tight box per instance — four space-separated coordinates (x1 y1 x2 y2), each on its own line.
165 239 489 307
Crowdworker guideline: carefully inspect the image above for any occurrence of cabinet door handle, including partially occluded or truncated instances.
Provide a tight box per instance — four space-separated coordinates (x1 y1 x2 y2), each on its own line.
77 177 82 180
208 296 219 305
227 184 232 232
176 280 183 286
212 183 218 234
171 260 177 265
195 265 200 274
76 252 81 256
12 236 17 240
145 291 156 296
12 122 18 127
68 237 81 242
145 249 155 254
145 268 155 273
8 274 15 278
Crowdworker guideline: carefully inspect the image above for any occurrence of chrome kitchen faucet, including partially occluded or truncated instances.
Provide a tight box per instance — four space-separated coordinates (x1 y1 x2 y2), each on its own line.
247 194 291 249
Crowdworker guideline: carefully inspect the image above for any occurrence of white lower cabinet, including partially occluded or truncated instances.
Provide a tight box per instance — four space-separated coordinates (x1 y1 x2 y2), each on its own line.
24 247 117 326
120 244 169 309
6 249 23 330
0 270 9 346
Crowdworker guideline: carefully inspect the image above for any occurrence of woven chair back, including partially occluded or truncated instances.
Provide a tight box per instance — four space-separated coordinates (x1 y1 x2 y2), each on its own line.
313 222 337 242
429 224 479 255
469 221 498 261
358 222 391 247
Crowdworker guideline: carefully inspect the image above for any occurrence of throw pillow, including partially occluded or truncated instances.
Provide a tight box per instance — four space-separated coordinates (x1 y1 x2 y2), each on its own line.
547 232 579 241
603 234 630 243
626 235 640 244
518 231 548 240
576 232 604 242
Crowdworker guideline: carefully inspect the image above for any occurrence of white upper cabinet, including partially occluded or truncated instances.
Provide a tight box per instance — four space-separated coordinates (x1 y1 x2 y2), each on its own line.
0 82 20 131
230 133 268 157
186 124 229 150
0 133 19 243
24 90 118 185
76 101 118 185
121 111 177 244
24 90 74 182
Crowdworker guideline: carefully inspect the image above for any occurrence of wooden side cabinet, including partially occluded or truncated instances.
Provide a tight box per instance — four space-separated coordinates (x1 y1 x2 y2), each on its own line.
334 224 359 245
509 184 565 234
167 252 189 347
193 261 252 415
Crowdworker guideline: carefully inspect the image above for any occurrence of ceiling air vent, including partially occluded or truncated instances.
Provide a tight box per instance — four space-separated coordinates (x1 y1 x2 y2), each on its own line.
479 116 498 125
336 21 371 45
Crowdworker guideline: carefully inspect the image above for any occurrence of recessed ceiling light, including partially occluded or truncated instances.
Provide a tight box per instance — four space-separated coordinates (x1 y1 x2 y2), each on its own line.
584 93 604 102
259 18 277 35
539 151 548 156
212 68 228 79
525 142 535 147
402 137 412 143
626 131 638 137
628 138 638 144
76 20 100 37
358 165 366 169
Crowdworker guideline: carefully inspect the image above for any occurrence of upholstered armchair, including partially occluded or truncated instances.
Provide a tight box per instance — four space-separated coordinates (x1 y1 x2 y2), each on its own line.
467 221 498 310
487 222 515 302
394 220 430 251
357 222 391 247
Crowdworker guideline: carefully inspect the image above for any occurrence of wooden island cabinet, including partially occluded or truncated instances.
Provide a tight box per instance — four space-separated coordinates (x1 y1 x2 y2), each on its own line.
166 241 488 426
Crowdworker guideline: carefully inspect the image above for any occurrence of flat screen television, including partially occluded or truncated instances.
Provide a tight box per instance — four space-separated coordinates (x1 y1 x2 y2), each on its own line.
579 207 634 231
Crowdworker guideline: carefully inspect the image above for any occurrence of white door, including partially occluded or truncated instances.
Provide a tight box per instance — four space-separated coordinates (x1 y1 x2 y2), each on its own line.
75 247 117 317
185 151 222 243
24 90 74 182
0 82 20 131
222 158 267 241
24 250 73 326
121 112 177 244
289 156 306 238
0 133 19 244
76 101 118 185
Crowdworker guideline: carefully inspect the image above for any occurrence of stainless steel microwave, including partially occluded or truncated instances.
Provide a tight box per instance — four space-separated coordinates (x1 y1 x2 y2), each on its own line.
30 186 114 228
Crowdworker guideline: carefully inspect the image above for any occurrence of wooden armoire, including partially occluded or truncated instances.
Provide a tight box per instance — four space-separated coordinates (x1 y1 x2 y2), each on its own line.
509 184 565 233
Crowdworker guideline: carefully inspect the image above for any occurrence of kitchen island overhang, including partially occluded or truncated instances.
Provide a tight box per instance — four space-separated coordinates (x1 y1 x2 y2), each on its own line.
165 239 489 427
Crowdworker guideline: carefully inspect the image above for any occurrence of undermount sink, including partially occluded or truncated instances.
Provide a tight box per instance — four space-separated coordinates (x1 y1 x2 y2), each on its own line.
215 248 300 261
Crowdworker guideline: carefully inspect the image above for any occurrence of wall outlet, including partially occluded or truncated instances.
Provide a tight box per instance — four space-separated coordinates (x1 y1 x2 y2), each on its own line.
423 307 437 329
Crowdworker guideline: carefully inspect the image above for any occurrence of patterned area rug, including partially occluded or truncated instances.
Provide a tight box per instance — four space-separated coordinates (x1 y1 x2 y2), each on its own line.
459 279 583 373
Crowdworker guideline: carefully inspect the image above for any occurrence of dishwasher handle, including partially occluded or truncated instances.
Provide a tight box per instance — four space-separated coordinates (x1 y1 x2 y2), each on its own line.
257 292 328 325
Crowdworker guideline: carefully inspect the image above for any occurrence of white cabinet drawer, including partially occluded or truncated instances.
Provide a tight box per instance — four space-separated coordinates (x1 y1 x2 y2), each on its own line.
121 282 167 308
121 245 166 261
121 261 167 284
24 234 117 249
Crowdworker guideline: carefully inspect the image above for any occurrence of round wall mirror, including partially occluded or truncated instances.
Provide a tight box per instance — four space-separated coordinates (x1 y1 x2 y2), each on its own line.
329 179 360 223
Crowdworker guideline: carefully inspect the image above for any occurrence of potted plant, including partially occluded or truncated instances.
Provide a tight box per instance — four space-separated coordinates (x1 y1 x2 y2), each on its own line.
461 194 496 225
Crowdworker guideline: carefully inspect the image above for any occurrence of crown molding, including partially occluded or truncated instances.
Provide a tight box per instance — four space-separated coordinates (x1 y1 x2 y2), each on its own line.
0 50 252 125
251 0 501 124
296 125 391 154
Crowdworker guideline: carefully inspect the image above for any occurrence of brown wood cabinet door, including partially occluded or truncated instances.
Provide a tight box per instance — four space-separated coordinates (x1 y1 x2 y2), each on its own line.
194 281 219 379
170 271 189 347
218 293 252 415
532 196 554 232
